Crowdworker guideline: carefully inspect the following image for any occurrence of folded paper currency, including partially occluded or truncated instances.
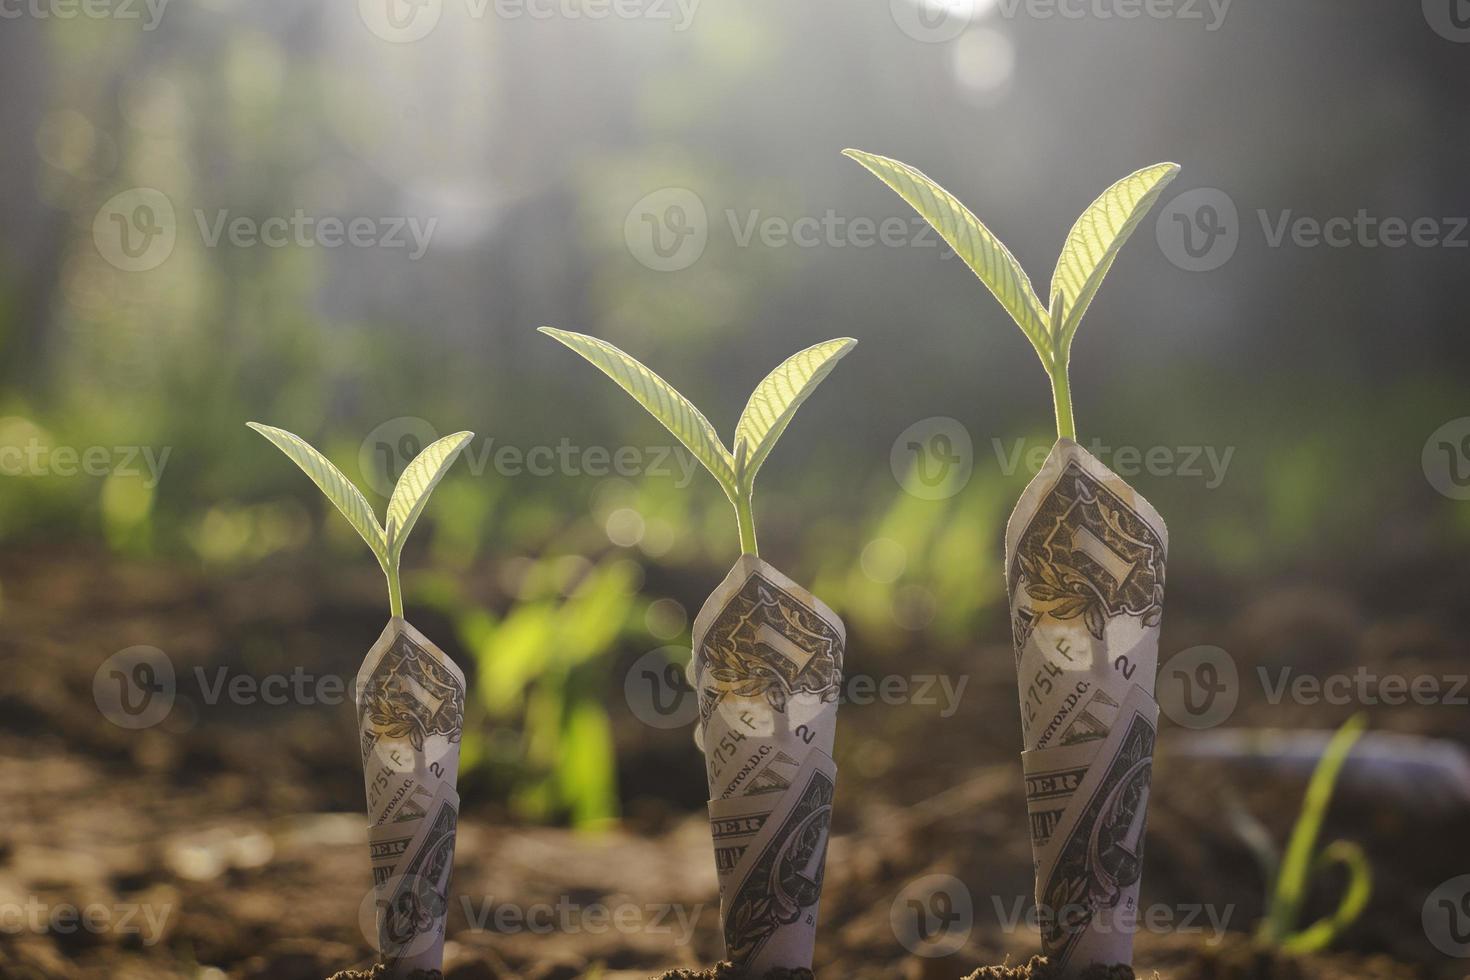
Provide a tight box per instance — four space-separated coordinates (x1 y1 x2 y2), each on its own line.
1004 439 1168 976
356 619 466 978
692 556 844 973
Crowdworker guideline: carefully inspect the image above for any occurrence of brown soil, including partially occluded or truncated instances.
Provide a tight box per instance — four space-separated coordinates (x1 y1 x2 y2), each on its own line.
0 547 1464 979
963 957 1133 979
652 966 813 980
327 969 443 980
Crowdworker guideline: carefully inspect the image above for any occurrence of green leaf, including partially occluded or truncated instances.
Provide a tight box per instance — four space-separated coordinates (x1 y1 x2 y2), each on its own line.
1279 839 1373 954
539 327 736 499
843 149 1051 366
386 430 474 566
1261 713 1368 947
246 422 387 568
1049 162 1179 350
734 337 856 492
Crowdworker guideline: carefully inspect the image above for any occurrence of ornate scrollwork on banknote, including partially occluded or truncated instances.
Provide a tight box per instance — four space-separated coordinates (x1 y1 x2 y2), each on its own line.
377 788 460 970
355 620 465 979
693 557 844 973
1037 699 1156 969
1009 458 1166 642
358 624 466 757
1006 440 1168 976
719 752 837 970
697 567 843 711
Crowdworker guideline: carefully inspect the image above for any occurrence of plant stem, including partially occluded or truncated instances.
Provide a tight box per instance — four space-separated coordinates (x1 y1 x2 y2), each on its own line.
387 566 404 619
1050 360 1076 443
735 493 760 557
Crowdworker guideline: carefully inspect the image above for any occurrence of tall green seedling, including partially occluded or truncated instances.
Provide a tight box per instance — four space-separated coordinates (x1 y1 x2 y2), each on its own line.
247 422 473 616
538 328 855 556
843 150 1178 441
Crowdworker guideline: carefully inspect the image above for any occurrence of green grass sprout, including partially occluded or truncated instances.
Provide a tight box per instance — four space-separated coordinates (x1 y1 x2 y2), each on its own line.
1257 713 1374 954
539 328 855 556
247 422 473 617
843 149 1178 442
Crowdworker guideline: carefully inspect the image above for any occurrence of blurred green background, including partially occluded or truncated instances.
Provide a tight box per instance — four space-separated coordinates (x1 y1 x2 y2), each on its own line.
0 0 1466 826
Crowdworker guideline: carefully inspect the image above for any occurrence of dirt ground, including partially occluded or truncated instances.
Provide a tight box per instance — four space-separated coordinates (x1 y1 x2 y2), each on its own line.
0 546 1465 979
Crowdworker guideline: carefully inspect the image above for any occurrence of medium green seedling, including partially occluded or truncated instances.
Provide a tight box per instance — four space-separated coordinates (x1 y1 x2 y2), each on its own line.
247 422 473 617
844 149 1179 441
538 328 855 556
1257 713 1374 954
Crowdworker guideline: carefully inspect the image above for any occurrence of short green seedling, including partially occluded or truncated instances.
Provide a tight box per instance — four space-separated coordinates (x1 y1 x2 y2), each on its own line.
538 327 855 556
843 149 1178 441
1257 713 1374 954
247 422 474 616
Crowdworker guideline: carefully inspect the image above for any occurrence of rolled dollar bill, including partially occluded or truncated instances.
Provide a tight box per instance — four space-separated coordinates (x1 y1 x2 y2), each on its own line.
1004 439 1167 976
692 556 844 974
356 618 466 977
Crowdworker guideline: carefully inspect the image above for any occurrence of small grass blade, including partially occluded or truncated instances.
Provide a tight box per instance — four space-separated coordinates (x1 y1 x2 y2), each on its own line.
1279 839 1373 954
386 430 474 566
246 422 387 567
843 148 1051 367
1049 162 1179 350
1261 713 1368 947
734 337 857 493
539 327 736 500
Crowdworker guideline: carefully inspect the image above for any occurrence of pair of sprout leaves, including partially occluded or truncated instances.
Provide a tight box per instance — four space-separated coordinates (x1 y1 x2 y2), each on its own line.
250 150 1179 603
